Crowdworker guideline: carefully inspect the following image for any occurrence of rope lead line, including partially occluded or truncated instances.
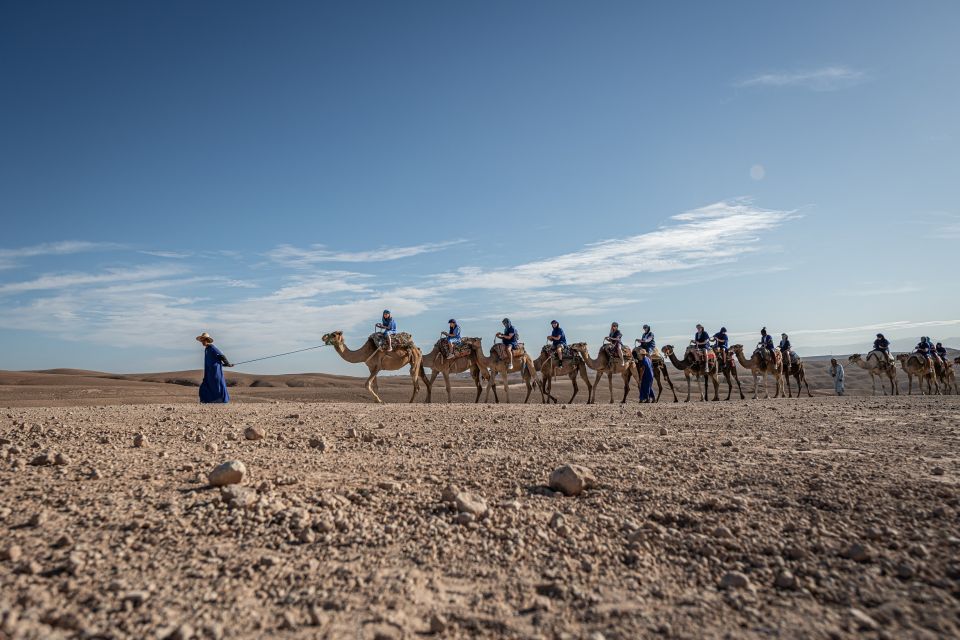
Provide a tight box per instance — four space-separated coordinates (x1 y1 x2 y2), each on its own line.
231 344 328 367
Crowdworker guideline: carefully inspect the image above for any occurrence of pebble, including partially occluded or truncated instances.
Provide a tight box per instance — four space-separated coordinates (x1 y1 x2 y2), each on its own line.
207 460 247 486
721 439 733 447
308 438 327 451
244 426 265 441
659 427 668 436
133 433 147 448
347 428 360 438
774 570 798 590
54 452 70 465
849 608 878 631
1 544 23 563
429 613 448 634
932 467 944 476
842 543 870 563
719 571 750 589
712 526 732 539
548 464 597 496
454 491 488 517
220 485 257 509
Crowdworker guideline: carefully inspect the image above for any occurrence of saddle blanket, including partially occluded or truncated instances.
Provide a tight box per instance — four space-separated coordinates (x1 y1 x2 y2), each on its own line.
435 338 474 359
372 332 414 350
541 344 578 361
493 343 526 360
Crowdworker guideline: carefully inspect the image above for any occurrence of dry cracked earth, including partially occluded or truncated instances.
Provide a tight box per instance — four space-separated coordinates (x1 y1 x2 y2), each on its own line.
1 397 959 639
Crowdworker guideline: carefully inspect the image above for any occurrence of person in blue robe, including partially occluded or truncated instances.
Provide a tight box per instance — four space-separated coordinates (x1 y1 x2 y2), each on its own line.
547 320 567 363
637 350 656 402
196 332 232 404
442 319 462 358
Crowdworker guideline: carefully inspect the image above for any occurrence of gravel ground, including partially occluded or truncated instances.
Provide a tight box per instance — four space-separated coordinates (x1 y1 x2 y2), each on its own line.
1 396 958 639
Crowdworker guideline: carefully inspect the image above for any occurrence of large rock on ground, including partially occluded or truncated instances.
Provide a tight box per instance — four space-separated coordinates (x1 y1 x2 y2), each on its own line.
454 491 488 517
549 464 596 496
208 460 247 486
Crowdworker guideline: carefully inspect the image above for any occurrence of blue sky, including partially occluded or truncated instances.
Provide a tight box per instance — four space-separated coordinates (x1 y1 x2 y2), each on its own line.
1 1 958 374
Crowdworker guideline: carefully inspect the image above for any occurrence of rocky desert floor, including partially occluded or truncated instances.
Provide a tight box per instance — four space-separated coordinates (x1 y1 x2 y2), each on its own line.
1 396 959 639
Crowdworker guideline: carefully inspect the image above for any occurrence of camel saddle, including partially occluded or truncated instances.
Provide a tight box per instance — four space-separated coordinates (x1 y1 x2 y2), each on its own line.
868 349 893 368
602 343 627 359
541 344 579 362
785 350 799 366
434 338 474 360
371 332 414 351
634 346 662 361
493 343 525 361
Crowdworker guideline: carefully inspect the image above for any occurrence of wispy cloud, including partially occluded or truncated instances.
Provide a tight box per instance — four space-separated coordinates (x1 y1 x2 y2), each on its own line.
735 66 866 91
0 241 120 269
267 240 466 268
435 199 796 290
140 250 193 259
0 265 187 295
267 271 371 300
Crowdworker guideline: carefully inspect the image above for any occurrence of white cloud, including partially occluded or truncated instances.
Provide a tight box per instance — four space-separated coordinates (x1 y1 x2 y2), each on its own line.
267 272 371 300
140 250 193 259
435 199 796 290
735 66 866 91
267 240 466 267
0 265 188 295
0 241 119 269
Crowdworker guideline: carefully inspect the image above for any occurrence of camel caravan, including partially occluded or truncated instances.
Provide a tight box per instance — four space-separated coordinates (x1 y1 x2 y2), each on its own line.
317 313 955 404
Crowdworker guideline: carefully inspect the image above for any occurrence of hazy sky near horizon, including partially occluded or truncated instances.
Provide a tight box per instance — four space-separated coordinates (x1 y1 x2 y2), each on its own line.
1 1 958 374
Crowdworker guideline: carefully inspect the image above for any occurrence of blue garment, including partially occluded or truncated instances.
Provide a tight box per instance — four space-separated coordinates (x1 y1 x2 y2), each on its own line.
712 331 728 350
550 326 567 346
199 345 229 404
379 317 397 334
502 325 518 346
874 337 889 351
761 334 774 350
447 324 461 344
640 331 655 351
936 346 947 359
779 338 791 352
694 330 709 348
608 329 623 343
916 340 930 354
638 355 656 401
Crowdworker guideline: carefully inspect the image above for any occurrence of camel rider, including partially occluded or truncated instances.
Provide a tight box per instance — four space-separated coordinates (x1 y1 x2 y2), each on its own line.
712 327 729 369
376 310 397 352
779 333 792 362
759 327 775 366
442 319 462 359
637 325 655 356
694 324 710 365
936 342 948 363
873 333 891 364
605 322 626 366
915 336 932 357
547 320 567 364
496 318 519 370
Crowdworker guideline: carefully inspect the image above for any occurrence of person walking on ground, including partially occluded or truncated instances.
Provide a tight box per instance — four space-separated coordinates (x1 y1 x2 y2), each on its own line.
829 358 844 396
196 332 232 404
637 349 656 402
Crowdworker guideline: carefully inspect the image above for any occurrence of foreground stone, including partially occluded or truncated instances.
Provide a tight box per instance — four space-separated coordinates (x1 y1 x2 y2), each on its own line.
549 464 596 496
208 460 247 486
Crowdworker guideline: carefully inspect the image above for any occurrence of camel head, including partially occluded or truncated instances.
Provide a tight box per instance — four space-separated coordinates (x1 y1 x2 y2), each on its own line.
661 345 674 356
321 331 344 347
461 336 482 350
730 344 744 354
569 342 588 354
895 353 909 363
848 354 862 363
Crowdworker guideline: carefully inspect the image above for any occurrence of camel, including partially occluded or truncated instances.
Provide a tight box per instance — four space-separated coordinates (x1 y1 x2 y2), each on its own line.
569 342 639 404
534 346 593 404
421 338 486 403
781 352 813 398
899 352 940 396
730 344 784 399
847 352 899 396
461 338 538 404
321 331 428 404
631 346 679 403
713 348 746 401
935 358 957 395
661 344 720 402
897 353 940 396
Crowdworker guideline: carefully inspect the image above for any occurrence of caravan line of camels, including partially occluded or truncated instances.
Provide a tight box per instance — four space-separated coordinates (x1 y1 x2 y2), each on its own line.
320 329 957 404
318 328 830 404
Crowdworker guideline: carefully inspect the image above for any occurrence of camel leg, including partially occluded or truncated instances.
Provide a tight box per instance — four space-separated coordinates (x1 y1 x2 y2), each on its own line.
502 373 511 403
567 372 579 404
442 371 453 403
591 370 603 404
471 370 483 403
621 371 631 404
803 371 813 397
427 370 440 404
653 369 663 402
711 372 720 401
723 370 732 401
684 373 692 402
734 370 745 400
606 371 614 404
751 372 760 400
365 367 384 404
661 365 679 403
408 355 422 403
484 370 496 403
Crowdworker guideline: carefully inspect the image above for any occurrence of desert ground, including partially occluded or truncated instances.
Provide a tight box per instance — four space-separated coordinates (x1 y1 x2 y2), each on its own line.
1 368 959 639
